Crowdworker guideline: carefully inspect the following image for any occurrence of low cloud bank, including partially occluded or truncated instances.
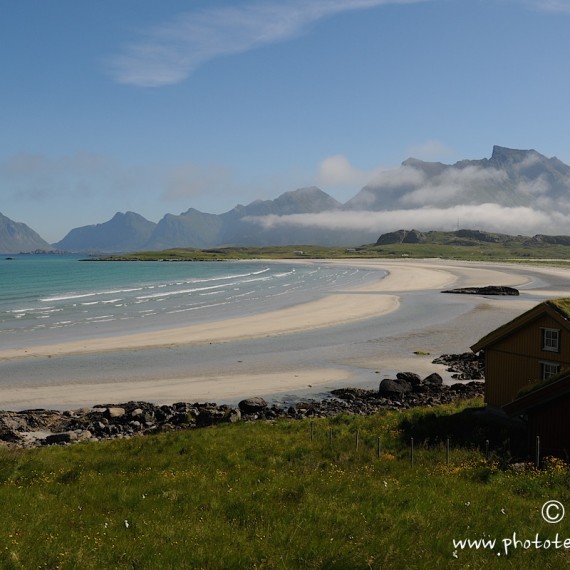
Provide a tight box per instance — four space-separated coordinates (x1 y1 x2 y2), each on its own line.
246 204 570 237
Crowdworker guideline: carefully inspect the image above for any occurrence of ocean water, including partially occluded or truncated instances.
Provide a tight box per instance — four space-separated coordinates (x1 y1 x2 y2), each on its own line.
0 255 383 349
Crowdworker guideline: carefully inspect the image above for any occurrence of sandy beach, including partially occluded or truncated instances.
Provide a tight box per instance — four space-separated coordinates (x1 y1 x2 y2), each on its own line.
1 259 569 410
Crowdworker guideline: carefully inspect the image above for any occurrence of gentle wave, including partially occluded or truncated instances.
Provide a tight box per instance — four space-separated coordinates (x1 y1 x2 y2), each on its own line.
0 260 382 344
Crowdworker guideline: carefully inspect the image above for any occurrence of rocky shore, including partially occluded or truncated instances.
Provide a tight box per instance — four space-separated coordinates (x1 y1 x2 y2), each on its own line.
0 354 484 449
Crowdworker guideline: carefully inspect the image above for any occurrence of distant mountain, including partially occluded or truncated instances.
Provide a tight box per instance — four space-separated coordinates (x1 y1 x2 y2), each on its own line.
219 187 345 245
144 208 223 250
56 187 346 252
346 145 570 211
54 212 156 253
0 212 53 253
47 146 570 251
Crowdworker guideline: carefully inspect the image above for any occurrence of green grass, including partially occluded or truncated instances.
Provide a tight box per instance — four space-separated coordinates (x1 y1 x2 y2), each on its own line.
94 240 570 264
1 399 569 569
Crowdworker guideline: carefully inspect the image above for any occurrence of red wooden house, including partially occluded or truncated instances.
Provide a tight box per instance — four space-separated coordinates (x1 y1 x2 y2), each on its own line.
471 298 570 408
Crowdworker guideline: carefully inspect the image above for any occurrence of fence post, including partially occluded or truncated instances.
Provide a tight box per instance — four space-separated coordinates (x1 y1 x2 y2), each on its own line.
536 436 541 469
377 436 381 459
446 437 450 465
410 437 414 467
356 429 360 451
329 427 333 446
485 439 490 460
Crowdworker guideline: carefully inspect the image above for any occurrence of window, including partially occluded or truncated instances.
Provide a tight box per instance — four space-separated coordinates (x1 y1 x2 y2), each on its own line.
540 361 560 381
542 328 560 352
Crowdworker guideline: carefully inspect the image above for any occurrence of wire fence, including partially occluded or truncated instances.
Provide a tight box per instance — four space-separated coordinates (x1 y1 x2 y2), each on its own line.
307 421 548 469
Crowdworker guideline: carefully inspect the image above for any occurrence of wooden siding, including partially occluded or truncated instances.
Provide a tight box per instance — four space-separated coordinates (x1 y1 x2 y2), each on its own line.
485 314 570 407
528 394 570 459
485 352 542 407
490 314 570 361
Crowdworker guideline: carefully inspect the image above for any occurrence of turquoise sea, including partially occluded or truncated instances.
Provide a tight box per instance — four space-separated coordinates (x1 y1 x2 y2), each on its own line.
0 255 382 349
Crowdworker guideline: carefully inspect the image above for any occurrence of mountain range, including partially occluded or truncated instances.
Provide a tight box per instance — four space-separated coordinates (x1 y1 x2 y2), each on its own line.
3 146 570 253
0 212 53 253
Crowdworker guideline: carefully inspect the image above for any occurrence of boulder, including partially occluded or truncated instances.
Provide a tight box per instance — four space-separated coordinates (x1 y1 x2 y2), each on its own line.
379 378 412 395
226 408 241 423
105 407 126 419
238 397 268 414
423 372 443 386
45 432 77 445
396 372 422 386
0 428 22 444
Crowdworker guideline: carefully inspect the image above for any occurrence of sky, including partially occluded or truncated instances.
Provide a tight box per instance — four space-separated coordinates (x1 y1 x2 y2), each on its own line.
2 0 570 242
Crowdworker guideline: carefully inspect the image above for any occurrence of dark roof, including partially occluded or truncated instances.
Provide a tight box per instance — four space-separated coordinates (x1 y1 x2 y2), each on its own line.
549 298 570 319
503 371 570 416
471 298 570 353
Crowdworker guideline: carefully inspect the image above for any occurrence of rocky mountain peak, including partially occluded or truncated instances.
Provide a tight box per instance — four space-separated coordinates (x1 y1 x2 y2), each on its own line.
490 145 540 165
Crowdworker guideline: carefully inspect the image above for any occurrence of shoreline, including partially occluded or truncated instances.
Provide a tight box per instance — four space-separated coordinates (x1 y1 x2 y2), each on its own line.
0 259 527 362
1 259 569 411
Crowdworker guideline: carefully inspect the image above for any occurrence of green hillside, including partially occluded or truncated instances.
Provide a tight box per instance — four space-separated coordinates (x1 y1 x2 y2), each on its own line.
92 229 570 264
1 399 568 568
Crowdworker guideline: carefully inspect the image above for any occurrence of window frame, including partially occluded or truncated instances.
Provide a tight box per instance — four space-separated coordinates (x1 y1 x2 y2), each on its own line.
541 327 560 353
539 361 560 381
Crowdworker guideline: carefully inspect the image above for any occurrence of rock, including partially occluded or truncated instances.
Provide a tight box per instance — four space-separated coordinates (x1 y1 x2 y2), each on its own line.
423 372 443 386
0 360 487 449
442 285 519 296
432 352 484 380
1 415 29 432
238 397 268 414
396 372 422 386
379 378 413 395
0 428 22 443
195 408 224 427
105 407 126 419
76 430 92 441
45 432 77 445
226 408 241 423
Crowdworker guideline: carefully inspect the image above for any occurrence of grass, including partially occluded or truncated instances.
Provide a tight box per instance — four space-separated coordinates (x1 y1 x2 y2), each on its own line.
1 399 570 568
94 240 570 264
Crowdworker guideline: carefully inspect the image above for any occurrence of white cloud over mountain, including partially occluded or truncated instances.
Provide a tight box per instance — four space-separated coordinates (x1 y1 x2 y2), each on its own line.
247 203 570 237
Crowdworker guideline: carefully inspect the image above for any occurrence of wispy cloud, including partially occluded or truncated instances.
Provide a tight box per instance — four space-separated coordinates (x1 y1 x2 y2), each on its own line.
317 155 386 188
0 152 242 209
162 163 234 201
524 0 570 13
108 0 427 87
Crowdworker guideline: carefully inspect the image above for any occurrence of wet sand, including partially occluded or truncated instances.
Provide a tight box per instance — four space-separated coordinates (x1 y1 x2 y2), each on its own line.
1 259 569 410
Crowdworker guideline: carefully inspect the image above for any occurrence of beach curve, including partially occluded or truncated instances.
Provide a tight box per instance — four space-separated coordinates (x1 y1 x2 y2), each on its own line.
1 259 565 411
0 260 462 361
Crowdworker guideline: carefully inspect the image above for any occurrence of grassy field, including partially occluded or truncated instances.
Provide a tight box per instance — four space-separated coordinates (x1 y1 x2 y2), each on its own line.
92 239 570 264
1 399 569 569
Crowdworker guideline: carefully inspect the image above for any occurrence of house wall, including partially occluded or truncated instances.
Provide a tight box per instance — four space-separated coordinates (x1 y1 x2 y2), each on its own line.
485 314 570 407
528 395 570 459
485 352 541 406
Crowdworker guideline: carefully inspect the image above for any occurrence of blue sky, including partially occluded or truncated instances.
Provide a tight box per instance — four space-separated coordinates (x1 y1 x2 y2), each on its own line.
2 0 570 242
